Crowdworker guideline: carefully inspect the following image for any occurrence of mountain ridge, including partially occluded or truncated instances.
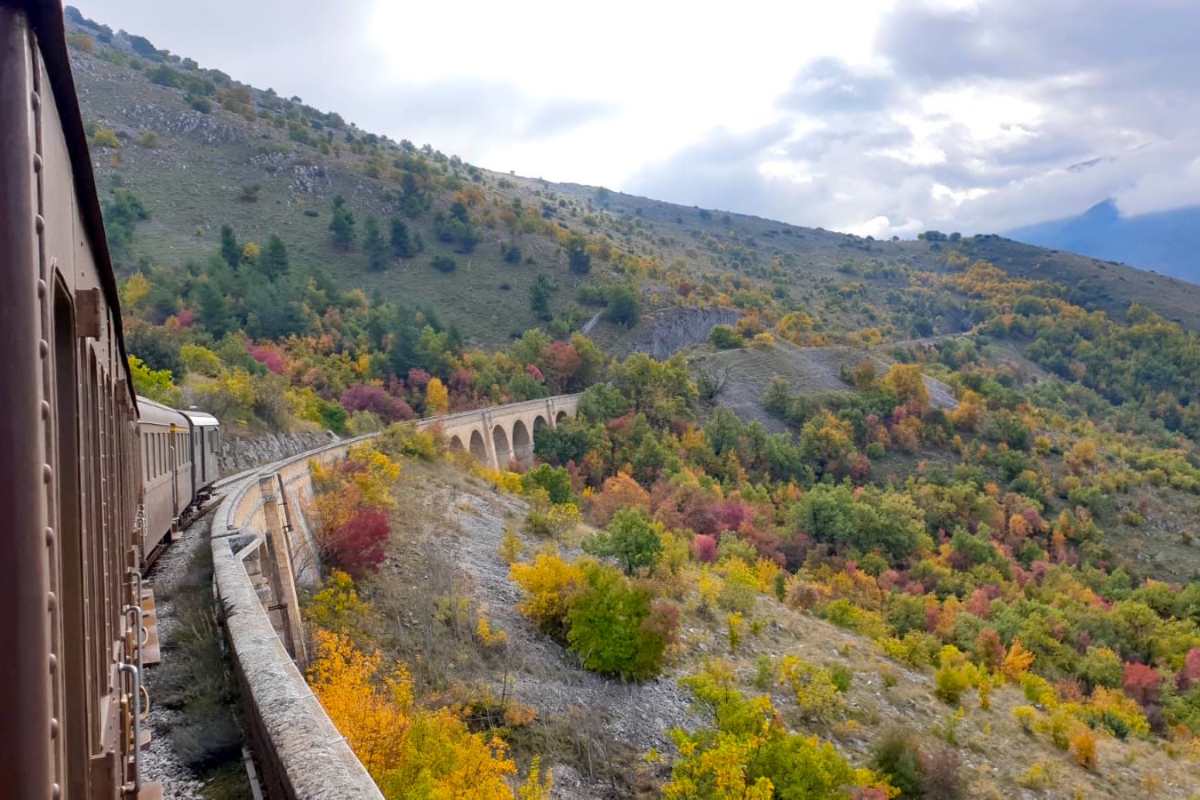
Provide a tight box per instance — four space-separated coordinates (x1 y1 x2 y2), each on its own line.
1009 199 1200 285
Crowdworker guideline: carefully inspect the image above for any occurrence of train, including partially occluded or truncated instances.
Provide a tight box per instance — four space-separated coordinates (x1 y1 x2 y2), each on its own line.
1 2 222 798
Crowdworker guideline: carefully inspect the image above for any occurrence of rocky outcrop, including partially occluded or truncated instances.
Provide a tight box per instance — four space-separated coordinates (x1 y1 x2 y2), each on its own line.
218 430 335 477
629 306 741 359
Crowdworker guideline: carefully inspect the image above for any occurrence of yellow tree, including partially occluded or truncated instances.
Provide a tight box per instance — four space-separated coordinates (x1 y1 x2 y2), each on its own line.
882 364 930 412
308 630 519 800
426 377 449 416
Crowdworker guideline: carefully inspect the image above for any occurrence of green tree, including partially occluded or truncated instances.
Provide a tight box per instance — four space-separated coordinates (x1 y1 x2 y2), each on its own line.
565 562 667 679
584 507 663 575
259 234 289 281
128 355 182 406
530 274 554 321
389 217 414 258
330 195 356 250
567 235 591 274
521 464 572 504
604 285 640 327
196 281 232 338
220 224 240 268
364 216 388 272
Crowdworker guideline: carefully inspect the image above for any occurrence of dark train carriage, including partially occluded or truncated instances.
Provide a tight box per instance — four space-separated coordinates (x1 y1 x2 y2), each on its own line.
0 2 158 798
136 397 192 561
182 409 221 495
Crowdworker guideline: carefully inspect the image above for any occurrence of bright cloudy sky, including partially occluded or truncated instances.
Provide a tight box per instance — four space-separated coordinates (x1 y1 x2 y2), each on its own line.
75 0 1200 237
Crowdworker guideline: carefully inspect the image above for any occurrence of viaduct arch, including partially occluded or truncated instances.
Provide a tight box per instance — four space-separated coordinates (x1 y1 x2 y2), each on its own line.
428 393 580 470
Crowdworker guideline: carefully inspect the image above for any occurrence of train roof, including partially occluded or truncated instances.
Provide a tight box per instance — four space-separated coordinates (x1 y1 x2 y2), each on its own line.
181 409 219 427
15 0 137 404
136 396 190 427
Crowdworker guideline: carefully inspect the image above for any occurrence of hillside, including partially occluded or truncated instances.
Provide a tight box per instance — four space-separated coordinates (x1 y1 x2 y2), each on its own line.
1010 200 1200 287
64 8 1200 349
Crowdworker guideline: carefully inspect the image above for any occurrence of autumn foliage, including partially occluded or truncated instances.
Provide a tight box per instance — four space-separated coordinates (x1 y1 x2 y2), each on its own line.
308 630 520 799
309 444 400 576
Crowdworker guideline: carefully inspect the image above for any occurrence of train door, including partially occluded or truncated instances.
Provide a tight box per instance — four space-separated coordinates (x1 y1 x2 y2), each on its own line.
198 428 206 489
53 285 89 799
168 426 178 521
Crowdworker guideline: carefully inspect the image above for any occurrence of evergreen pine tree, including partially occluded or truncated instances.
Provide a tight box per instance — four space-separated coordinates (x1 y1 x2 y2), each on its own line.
260 234 289 280
220 224 240 268
365 217 388 272
329 195 356 250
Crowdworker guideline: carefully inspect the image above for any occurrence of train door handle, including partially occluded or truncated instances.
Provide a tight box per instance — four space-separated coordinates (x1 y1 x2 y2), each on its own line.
118 663 142 796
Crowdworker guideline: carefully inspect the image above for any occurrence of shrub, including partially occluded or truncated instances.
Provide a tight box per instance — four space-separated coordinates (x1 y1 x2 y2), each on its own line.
668 665 888 800
565 562 672 680
603 285 640 327
179 343 222 377
691 534 718 563
709 324 744 349
128 354 182 406
583 507 664 575
499 526 523 565
432 255 457 273
727 611 744 652
1013 705 1037 732
1017 762 1051 790
306 570 370 633
92 127 120 148
918 745 964 800
307 631 518 795
587 472 650 527
1079 646 1124 689
1122 662 1162 707
829 664 853 694
510 551 583 636
523 500 581 540
934 647 977 706
319 507 390 577
1070 728 1097 770
870 729 922 799
341 384 414 423
379 422 439 460
521 464 573 505
779 655 844 721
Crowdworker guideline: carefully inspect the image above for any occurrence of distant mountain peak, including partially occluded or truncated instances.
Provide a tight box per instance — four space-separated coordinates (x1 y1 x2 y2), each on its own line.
1008 200 1200 284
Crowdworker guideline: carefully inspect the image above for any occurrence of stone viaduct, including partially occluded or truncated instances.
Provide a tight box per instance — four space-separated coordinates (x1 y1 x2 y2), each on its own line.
416 393 581 470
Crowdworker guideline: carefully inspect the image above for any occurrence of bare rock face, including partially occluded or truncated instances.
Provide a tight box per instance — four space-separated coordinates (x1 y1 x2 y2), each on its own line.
629 307 741 359
218 430 335 476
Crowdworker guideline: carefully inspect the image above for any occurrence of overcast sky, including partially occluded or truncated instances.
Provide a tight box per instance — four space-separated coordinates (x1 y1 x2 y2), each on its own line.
75 0 1200 237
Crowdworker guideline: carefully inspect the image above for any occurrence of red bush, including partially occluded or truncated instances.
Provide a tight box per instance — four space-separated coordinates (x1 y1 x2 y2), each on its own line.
340 383 415 422
406 368 430 390
692 534 717 563
322 508 390 577
249 342 288 374
1178 647 1200 690
1122 661 1162 706
715 499 750 532
541 340 581 392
